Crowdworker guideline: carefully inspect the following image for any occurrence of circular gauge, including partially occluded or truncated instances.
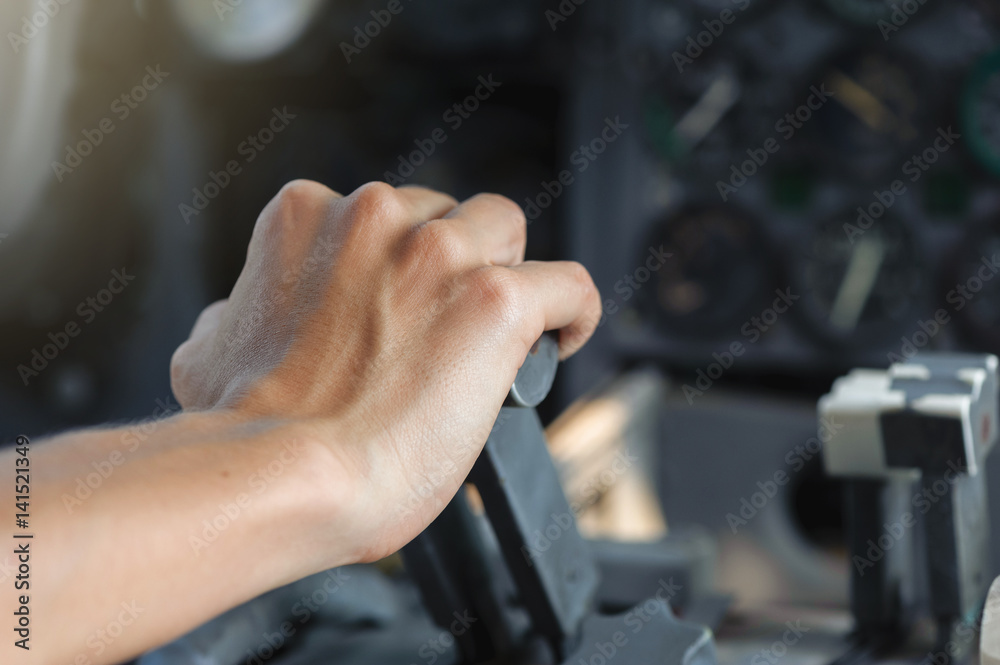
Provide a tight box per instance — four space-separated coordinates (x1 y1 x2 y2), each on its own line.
809 50 924 180
642 207 773 338
961 49 1000 177
822 0 932 24
769 164 819 211
950 220 1000 353
969 0 1000 26
643 59 746 175
796 212 924 347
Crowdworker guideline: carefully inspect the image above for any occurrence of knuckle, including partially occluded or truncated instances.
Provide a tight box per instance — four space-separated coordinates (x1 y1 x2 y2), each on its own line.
271 180 336 222
479 193 527 252
403 185 460 208
467 268 523 326
277 179 334 206
568 261 599 300
347 181 403 222
256 179 333 240
573 260 596 284
475 192 525 223
404 222 467 271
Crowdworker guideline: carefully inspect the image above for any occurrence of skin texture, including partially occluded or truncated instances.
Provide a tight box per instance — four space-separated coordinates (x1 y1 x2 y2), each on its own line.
0 180 602 665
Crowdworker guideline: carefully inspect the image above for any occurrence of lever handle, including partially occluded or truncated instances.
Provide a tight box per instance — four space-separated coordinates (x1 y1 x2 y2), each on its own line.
505 333 559 408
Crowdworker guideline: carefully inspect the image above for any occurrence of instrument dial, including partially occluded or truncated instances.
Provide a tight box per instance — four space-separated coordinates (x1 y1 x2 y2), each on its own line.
950 220 1000 353
796 212 924 347
809 50 923 180
643 207 773 338
962 50 1000 177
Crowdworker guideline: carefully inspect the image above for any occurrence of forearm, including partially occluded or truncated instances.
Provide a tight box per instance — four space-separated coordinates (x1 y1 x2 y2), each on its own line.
2 411 356 665
0 179 602 663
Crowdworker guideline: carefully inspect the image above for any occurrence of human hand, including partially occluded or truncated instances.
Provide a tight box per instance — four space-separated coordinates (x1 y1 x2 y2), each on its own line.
169 180 602 562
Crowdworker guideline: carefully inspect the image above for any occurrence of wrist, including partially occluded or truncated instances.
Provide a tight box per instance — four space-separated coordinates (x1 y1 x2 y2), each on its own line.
274 415 370 570
190 406 367 574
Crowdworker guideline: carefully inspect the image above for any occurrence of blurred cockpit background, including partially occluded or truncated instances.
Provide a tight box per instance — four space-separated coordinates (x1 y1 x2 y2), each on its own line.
3 0 1000 618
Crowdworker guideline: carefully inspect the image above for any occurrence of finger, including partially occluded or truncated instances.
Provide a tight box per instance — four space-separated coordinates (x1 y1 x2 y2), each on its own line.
397 185 460 222
438 193 527 267
509 261 602 359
